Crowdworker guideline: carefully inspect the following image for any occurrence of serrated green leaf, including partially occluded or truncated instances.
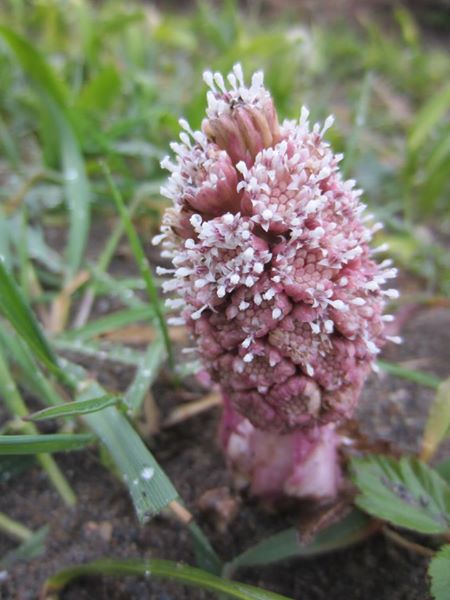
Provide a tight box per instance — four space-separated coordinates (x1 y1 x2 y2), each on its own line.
27 394 121 421
0 433 95 455
429 545 450 600
422 377 450 462
351 455 450 534
43 558 292 600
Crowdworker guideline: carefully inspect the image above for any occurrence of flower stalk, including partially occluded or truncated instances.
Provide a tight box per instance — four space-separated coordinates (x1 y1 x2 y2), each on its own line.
155 64 398 502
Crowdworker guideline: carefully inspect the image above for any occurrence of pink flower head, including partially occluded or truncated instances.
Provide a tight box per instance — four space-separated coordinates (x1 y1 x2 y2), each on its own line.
155 63 399 437
220 396 342 500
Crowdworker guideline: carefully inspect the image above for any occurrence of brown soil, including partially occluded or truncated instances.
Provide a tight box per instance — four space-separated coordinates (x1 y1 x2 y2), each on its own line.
0 222 449 600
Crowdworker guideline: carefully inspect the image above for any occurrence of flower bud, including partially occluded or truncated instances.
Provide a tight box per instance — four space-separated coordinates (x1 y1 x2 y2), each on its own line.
202 65 280 167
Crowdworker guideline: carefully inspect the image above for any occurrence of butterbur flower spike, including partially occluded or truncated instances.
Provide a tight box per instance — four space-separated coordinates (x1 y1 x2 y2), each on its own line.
155 63 398 501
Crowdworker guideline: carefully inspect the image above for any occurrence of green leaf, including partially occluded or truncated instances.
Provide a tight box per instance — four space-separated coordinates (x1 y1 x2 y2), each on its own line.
429 545 450 600
224 510 371 576
0 526 49 569
377 360 441 390
421 377 450 462
0 26 91 278
0 433 95 455
26 394 121 421
351 455 450 534
43 558 292 600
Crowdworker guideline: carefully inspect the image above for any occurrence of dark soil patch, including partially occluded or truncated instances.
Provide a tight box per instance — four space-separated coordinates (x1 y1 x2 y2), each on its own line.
1 301 449 599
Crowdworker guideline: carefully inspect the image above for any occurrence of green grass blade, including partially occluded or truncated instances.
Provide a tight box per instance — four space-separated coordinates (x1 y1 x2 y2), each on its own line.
224 510 371 576
26 394 121 422
0 328 63 406
342 71 373 176
43 558 293 600
0 258 68 383
408 82 450 153
377 360 441 389
59 305 156 342
0 344 76 505
421 377 450 462
83 400 178 522
100 162 172 366
0 26 91 278
0 525 49 569
0 511 33 542
0 525 49 570
125 338 165 414
0 433 95 455
53 339 145 367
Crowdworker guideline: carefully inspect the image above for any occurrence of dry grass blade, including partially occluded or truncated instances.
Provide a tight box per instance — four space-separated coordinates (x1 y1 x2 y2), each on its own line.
163 392 222 428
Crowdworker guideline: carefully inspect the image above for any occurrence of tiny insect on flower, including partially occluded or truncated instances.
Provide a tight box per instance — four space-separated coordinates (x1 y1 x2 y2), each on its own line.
155 64 398 500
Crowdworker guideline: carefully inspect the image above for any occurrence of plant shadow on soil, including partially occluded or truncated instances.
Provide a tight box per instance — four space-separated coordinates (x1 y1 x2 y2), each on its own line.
0 228 449 599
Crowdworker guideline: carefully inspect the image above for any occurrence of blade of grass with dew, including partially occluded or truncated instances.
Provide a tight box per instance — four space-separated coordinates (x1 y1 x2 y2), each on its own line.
0 525 49 570
26 394 121 422
0 161 218 569
81 398 178 521
60 360 221 571
100 162 172 366
377 360 441 389
42 558 293 600
0 346 76 505
0 433 95 455
223 510 372 577
124 338 165 415
58 305 156 342
0 26 91 279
